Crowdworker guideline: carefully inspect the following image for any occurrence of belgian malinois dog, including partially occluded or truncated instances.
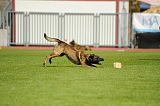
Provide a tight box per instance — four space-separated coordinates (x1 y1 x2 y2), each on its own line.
70 40 92 51
43 33 104 67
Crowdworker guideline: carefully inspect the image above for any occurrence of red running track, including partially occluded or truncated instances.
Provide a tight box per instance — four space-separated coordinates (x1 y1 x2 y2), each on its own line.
1 46 160 52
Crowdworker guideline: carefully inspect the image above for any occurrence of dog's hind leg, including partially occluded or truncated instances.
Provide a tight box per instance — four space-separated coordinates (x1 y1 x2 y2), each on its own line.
43 53 60 67
49 53 65 64
49 58 52 64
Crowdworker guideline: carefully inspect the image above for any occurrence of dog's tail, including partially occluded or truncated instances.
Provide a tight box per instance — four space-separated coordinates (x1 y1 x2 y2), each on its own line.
44 33 61 43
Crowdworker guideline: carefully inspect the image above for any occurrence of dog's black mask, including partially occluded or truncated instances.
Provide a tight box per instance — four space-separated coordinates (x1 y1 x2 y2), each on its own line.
88 54 104 65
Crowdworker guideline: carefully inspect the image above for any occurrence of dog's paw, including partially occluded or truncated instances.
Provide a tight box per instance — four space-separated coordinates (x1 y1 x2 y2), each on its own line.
43 63 46 67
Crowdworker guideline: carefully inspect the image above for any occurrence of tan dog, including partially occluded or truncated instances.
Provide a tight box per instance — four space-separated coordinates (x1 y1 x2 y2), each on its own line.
70 40 92 51
43 33 104 67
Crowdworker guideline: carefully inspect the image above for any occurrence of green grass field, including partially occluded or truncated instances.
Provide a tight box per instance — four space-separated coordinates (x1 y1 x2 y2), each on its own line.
0 49 160 106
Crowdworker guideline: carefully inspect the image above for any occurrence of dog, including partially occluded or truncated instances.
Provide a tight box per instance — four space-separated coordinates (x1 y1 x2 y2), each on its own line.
70 40 92 51
43 33 104 67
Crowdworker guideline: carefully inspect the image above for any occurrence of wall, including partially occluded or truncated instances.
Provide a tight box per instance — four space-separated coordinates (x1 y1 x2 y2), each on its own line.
15 0 116 13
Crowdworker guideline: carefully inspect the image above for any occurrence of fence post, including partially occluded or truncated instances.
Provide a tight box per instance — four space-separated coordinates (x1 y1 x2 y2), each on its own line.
6 12 12 45
23 12 27 46
128 13 131 48
26 12 30 46
58 13 65 41
93 13 100 47
6 12 10 46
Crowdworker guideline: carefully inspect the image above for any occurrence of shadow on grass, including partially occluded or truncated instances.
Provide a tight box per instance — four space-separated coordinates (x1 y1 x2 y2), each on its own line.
41 65 80 68
139 59 160 61
49 65 80 68
40 65 105 69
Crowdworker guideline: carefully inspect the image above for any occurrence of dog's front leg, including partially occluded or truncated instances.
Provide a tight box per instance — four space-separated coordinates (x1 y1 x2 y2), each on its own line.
81 63 95 68
88 64 97 67
80 59 96 68
81 62 96 68
79 52 95 68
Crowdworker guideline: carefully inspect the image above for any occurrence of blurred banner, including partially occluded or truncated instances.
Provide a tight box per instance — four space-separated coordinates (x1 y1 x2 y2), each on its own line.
133 13 160 32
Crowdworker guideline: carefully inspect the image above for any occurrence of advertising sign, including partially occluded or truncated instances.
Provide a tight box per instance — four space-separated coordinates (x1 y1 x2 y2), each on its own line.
133 13 160 32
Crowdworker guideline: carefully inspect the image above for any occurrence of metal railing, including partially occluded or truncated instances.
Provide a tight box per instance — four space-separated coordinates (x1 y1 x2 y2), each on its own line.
7 11 130 47
7 11 25 45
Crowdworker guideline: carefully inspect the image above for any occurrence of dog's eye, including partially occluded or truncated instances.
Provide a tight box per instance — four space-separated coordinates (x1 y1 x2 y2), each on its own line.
89 55 94 59
95 57 99 59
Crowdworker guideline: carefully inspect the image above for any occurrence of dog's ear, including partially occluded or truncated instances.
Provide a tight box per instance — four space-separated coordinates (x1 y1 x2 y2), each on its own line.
88 54 95 61
89 54 95 59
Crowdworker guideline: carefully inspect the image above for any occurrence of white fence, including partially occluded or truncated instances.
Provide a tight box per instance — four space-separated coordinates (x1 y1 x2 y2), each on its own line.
7 11 130 47
99 14 116 46
29 12 59 45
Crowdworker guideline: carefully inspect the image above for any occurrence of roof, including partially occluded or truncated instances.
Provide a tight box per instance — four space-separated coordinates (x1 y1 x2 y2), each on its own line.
143 6 160 13
139 0 160 6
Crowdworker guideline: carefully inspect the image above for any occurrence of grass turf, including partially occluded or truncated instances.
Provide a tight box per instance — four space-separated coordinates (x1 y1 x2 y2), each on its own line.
0 49 160 106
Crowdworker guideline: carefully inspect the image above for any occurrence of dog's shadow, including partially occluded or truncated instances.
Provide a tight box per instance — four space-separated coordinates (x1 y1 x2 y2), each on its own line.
42 65 80 68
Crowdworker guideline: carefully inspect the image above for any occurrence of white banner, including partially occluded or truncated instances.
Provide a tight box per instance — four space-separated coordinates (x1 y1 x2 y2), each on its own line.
133 13 160 32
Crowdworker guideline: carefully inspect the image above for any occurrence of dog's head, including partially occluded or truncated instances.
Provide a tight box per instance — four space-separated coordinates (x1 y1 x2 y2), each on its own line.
88 54 104 65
